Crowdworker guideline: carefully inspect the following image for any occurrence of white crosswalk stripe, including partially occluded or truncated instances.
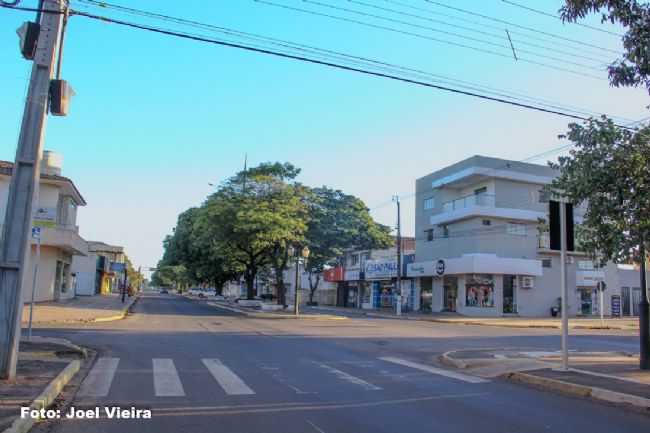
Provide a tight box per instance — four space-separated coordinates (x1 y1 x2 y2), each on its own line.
379 357 489 384
316 362 382 391
202 358 255 395
153 359 186 397
78 357 120 397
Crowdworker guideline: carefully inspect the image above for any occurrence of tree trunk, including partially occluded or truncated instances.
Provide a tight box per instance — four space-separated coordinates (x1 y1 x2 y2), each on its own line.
245 270 256 300
308 272 320 304
276 276 286 306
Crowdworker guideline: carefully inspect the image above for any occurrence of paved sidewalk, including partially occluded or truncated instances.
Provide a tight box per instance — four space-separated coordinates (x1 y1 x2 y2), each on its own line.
207 300 348 320
308 305 639 330
442 348 650 411
21 294 138 325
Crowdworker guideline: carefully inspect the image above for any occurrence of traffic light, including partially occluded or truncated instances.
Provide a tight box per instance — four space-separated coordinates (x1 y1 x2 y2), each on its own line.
16 22 40 60
549 200 575 251
49 79 75 116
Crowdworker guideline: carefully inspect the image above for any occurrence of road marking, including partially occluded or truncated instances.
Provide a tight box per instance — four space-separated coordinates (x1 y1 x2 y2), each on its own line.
202 358 255 395
306 419 326 433
316 363 382 391
77 357 120 397
153 359 185 397
379 357 489 384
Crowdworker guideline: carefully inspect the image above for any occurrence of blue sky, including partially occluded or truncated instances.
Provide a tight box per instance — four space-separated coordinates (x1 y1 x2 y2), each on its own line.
1 0 648 273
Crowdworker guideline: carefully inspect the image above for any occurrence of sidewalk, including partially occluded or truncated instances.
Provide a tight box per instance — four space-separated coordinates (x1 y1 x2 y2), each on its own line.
0 338 86 433
21 294 138 325
441 348 650 411
208 300 348 320
308 305 639 330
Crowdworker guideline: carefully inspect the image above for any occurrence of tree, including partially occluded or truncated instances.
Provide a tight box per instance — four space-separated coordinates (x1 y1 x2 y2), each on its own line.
561 0 650 93
198 162 309 300
304 187 393 304
550 118 650 264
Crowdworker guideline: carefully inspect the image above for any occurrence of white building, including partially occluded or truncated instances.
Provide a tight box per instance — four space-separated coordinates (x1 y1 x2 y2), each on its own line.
0 151 88 302
409 155 647 317
72 241 125 296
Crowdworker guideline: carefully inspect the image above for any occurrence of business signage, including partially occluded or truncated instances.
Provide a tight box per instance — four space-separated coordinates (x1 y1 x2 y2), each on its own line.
33 206 56 228
344 269 361 281
611 295 621 317
110 262 126 273
323 267 344 282
364 260 398 280
435 259 445 276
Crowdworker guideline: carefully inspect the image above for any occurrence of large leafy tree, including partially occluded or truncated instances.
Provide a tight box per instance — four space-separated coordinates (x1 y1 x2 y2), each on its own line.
550 118 650 264
304 187 393 303
198 163 309 300
561 0 650 93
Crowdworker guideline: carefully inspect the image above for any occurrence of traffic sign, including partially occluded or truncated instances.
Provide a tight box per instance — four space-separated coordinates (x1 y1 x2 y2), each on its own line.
31 226 41 240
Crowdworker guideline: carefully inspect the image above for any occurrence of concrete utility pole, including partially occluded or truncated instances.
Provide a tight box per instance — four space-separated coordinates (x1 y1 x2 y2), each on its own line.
639 242 649 370
560 200 569 371
393 195 402 316
0 0 64 380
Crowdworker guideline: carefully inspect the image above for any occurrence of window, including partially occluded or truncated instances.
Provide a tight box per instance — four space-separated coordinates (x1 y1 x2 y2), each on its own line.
506 222 527 236
442 225 449 238
424 229 434 242
542 258 552 268
465 274 494 308
538 189 551 203
349 254 359 266
482 219 491 226
423 197 434 210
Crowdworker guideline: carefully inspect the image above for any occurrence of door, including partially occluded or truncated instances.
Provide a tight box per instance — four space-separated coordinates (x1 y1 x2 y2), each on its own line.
632 288 641 316
54 261 63 301
622 287 631 316
420 277 432 312
443 276 458 312
579 289 593 315
503 275 517 314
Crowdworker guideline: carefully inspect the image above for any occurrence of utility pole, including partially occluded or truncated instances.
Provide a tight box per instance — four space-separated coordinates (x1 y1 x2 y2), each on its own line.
0 0 64 380
639 241 649 370
393 195 402 316
560 200 569 371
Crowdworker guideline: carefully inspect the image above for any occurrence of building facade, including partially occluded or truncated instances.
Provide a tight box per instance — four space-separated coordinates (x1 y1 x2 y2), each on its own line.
72 241 126 296
0 151 88 302
408 155 646 317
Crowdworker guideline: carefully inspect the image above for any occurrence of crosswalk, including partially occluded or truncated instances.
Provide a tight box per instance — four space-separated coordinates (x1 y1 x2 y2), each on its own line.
79 356 488 399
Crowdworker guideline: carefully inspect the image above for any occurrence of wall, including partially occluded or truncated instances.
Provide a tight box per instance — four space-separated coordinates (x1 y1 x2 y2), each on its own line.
72 253 98 296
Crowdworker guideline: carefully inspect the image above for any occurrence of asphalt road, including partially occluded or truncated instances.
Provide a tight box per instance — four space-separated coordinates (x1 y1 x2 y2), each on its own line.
31 293 649 433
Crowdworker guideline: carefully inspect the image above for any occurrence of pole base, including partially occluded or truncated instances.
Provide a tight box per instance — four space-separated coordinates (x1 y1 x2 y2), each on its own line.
640 302 650 370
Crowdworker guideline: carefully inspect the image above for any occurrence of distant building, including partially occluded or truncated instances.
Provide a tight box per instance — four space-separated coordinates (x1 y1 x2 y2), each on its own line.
72 241 125 296
0 151 88 302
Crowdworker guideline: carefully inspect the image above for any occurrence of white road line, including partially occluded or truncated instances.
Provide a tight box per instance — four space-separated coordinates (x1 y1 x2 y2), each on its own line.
153 359 185 397
202 359 255 395
316 363 382 391
379 357 489 384
77 357 120 397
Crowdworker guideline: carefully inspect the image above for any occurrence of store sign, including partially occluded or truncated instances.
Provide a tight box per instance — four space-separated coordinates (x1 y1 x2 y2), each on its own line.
611 295 621 317
435 259 445 276
110 262 126 273
33 206 56 228
576 270 605 287
344 269 360 281
365 260 398 280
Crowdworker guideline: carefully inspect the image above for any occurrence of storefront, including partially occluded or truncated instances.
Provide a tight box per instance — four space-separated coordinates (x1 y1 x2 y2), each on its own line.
407 254 542 317
365 258 416 311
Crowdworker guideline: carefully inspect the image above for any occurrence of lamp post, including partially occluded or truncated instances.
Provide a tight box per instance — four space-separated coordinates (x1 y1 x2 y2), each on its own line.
288 245 310 316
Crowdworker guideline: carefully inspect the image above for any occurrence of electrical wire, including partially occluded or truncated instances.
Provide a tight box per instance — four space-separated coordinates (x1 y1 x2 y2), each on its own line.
74 0 633 123
254 0 604 80
500 0 623 37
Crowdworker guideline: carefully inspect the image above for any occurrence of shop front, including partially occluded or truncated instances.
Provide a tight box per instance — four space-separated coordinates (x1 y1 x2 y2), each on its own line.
365 258 416 311
407 254 542 317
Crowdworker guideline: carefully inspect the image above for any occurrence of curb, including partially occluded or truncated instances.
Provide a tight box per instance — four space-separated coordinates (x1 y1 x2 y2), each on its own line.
20 336 87 359
209 303 348 320
503 371 650 411
439 351 468 369
3 360 81 433
24 296 139 326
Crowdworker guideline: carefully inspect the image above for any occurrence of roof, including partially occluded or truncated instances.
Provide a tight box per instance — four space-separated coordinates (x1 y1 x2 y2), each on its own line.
0 160 87 206
87 241 124 254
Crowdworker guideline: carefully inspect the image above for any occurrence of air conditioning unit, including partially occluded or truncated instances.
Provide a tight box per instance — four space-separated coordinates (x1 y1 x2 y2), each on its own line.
520 276 535 289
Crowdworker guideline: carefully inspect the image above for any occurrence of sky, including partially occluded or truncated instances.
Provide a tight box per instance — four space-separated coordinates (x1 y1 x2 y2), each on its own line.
1 0 648 276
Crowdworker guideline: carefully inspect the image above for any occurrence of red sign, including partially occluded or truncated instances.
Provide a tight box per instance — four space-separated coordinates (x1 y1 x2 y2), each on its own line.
324 267 344 282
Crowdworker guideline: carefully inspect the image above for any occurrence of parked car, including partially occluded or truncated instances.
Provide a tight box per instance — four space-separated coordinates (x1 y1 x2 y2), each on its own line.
159 288 169 294
188 287 202 296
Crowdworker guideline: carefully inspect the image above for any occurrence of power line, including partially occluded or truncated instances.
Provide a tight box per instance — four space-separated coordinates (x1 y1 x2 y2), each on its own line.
300 0 605 71
254 0 604 80
382 0 620 59
70 9 634 128
73 0 634 123
500 0 623 37
421 0 622 55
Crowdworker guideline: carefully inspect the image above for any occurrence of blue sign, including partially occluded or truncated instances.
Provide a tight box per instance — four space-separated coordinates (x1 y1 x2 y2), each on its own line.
110 262 126 273
31 226 41 240
611 295 621 317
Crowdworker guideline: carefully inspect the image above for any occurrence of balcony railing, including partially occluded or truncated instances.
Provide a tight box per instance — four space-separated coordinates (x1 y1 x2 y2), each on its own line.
442 193 495 212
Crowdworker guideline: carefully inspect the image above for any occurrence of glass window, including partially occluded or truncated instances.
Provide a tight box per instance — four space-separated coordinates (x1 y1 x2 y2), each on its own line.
465 274 494 308
482 219 491 226
506 222 527 236
442 225 449 238
349 254 359 266
425 229 434 242
542 258 552 268
423 197 434 210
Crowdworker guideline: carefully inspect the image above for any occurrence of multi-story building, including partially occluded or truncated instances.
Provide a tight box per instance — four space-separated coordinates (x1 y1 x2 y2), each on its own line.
72 241 125 296
0 151 88 302
407 155 645 317
328 238 416 310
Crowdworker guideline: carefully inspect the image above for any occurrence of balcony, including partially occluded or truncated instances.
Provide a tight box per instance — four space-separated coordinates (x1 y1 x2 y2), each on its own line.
431 193 545 226
442 193 495 212
34 224 88 256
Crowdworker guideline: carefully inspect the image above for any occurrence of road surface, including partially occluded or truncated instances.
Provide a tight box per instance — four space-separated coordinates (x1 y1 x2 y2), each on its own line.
31 293 649 433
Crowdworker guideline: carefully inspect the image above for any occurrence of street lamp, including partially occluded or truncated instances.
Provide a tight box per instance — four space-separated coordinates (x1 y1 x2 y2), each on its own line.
288 245 310 316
